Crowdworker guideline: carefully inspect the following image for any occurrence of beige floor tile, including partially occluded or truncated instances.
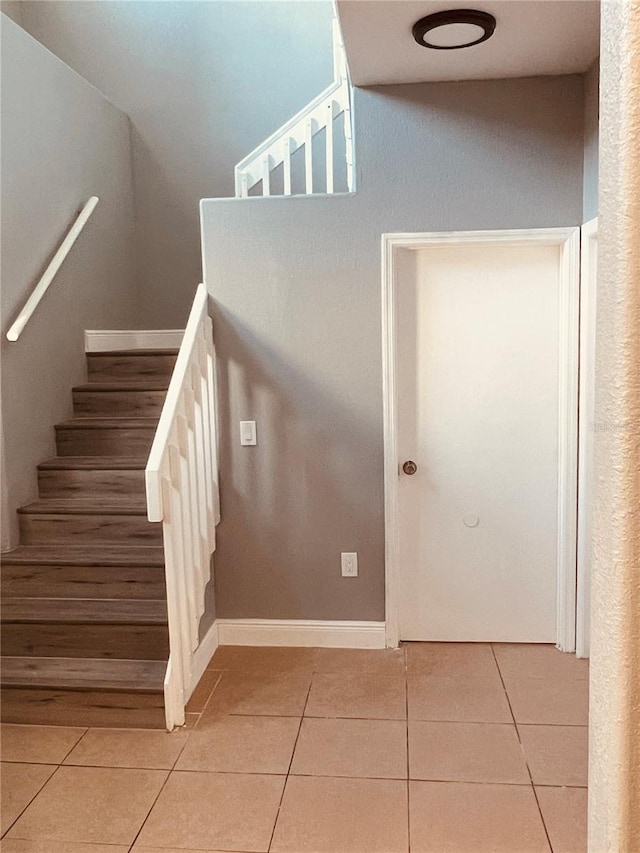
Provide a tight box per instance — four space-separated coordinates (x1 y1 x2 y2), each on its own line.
410 780 551 852
1 725 85 764
408 675 512 723
409 721 529 784
536 786 587 853
209 645 317 673
176 715 300 773
507 678 589 725
493 644 589 682
314 647 406 675
6 765 167 846
519 724 588 786
136 770 284 852
271 775 408 852
305 672 406 719
405 642 501 681
291 717 407 779
1 841 129 852
0 763 57 836
199 670 311 718
185 669 223 713
63 727 189 770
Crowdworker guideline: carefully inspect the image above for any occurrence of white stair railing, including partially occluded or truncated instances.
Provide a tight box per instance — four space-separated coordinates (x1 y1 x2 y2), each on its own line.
145 283 220 730
234 12 353 198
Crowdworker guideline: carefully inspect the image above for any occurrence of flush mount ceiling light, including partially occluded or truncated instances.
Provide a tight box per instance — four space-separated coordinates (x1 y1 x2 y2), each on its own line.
412 9 496 50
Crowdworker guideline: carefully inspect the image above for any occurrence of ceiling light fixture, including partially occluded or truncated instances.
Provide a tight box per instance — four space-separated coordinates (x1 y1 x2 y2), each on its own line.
412 9 496 50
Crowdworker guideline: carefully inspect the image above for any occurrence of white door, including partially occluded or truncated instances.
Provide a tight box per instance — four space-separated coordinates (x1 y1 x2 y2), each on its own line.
395 236 578 643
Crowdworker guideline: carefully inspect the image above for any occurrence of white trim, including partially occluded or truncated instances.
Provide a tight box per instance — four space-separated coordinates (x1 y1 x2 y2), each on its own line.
576 217 598 659
556 228 581 652
381 227 581 652
85 329 184 352
216 619 386 649
184 620 220 706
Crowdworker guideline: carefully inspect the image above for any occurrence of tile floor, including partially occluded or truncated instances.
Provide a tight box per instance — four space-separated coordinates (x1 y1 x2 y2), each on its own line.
0 642 589 852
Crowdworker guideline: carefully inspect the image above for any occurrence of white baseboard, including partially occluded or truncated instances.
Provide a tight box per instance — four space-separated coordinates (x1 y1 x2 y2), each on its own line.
85 329 184 352
216 619 386 649
186 620 219 702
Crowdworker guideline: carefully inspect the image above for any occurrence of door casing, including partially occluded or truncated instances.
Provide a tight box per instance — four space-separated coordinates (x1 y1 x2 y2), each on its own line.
576 217 598 659
381 228 581 650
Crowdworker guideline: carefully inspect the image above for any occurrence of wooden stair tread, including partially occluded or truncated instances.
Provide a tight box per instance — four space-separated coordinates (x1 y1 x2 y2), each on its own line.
18 498 148 515
1 656 165 692
39 456 147 470
73 380 169 392
1 597 167 624
1 563 166 600
88 349 179 357
1 545 165 567
56 418 159 430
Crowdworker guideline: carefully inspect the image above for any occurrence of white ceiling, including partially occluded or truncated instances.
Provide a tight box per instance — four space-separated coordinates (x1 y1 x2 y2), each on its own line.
336 0 600 85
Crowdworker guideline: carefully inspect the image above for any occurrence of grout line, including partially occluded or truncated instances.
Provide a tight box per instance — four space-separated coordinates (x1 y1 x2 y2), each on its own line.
125 764 172 852
266 675 313 853
0 761 61 839
405 653 412 853
490 644 554 853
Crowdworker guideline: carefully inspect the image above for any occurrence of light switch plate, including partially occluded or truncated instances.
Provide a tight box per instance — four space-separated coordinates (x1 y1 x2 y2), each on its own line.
240 420 257 446
341 552 358 577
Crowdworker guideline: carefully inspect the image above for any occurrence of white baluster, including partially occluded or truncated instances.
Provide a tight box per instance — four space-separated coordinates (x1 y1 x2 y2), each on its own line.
197 337 216 550
326 103 334 194
205 317 221 527
305 118 314 194
283 138 292 196
190 360 211 552
166 448 193 693
174 413 199 650
184 382 208 614
262 155 271 197
159 473 186 730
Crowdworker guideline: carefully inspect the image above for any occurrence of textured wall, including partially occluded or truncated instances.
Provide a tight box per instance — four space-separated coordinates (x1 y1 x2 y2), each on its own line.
583 58 600 221
588 1 640 849
0 16 137 549
17 0 334 328
201 77 585 620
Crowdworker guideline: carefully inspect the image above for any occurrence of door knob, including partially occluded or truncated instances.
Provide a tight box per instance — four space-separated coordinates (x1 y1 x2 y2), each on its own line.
402 460 417 475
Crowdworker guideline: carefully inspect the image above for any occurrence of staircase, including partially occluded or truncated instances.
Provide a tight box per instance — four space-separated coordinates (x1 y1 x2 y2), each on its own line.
0 349 177 729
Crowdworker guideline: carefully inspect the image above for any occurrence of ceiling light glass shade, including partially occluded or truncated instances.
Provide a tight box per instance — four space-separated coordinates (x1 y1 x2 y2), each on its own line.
412 10 496 50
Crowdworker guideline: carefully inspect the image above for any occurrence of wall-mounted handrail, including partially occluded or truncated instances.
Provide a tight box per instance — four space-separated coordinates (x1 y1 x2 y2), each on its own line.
145 282 220 730
6 196 99 342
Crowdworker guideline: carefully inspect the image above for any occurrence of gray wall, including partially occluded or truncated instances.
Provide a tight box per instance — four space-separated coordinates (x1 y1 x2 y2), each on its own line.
0 1 23 25
583 58 600 221
0 15 137 549
201 77 585 620
17 0 334 327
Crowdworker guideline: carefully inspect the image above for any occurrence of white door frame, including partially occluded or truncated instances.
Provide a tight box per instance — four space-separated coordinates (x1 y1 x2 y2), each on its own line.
382 228 581 651
576 217 598 658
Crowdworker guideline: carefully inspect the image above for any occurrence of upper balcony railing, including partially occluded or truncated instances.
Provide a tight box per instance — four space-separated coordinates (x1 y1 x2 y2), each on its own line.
234 13 353 198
